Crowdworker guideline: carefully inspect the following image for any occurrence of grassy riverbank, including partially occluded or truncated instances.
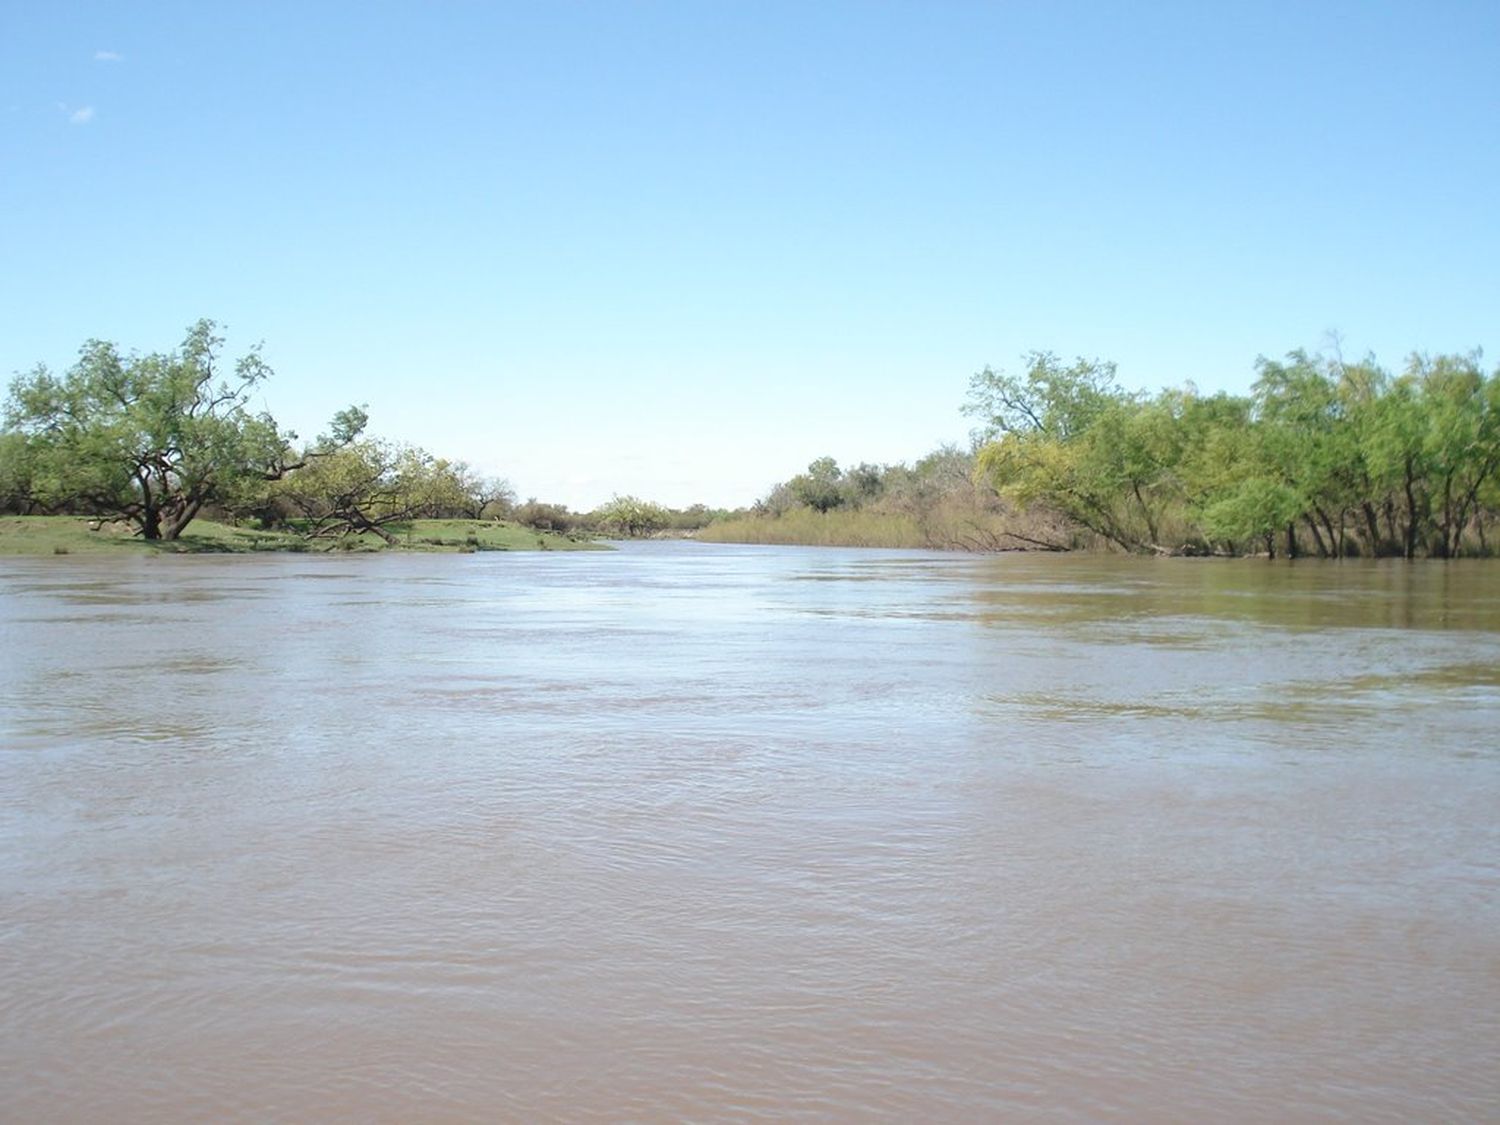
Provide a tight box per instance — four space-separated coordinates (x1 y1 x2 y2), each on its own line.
0 516 603 555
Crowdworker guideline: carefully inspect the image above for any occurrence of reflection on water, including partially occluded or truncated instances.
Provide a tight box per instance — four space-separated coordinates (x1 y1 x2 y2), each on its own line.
2 544 1497 1121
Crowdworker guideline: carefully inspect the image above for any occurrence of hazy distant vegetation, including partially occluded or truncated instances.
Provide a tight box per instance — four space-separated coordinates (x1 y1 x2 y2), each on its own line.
4 323 1497 557
700 445 1071 552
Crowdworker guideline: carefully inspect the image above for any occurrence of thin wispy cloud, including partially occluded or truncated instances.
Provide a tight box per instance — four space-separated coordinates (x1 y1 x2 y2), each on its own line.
94 50 123 62
68 105 95 125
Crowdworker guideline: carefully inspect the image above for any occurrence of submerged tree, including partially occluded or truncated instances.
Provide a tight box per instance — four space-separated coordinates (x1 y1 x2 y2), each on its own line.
965 347 1500 557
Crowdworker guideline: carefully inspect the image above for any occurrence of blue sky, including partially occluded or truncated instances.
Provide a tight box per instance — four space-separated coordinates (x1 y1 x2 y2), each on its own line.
3 1 1496 508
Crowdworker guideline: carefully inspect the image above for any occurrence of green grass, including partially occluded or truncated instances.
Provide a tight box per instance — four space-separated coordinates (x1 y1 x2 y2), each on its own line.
0 516 307 555
0 516 605 555
381 519 605 552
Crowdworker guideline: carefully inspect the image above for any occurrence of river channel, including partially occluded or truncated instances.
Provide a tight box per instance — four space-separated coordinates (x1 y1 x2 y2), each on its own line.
2 542 1497 1121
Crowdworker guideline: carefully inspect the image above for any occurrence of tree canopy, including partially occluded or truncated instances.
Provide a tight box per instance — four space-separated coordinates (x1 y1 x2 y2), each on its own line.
1 321 355 540
594 494 669 537
967 347 1500 557
722 344 1500 558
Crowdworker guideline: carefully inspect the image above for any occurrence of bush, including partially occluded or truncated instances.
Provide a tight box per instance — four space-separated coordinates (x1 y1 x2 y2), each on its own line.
514 499 578 533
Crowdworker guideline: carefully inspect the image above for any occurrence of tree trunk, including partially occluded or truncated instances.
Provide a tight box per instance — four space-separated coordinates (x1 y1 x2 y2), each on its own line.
162 497 204 541
1436 474 1457 559
1403 456 1420 560
350 513 399 544
135 469 162 540
1312 505 1339 558
1132 481 1159 546
1304 516 1329 558
1285 523 1298 560
1361 502 1383 556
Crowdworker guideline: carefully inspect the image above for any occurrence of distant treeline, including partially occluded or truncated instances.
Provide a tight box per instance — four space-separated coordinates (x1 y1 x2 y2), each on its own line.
0 320 725 544
710 348 1500 558
6 323 1496 557
699 446 1063 551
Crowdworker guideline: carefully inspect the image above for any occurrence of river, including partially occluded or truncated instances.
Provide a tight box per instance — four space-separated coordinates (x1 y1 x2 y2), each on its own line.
2 542 1497 1121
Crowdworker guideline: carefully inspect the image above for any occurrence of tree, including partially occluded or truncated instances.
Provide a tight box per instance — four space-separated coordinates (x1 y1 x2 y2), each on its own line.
0 431 38 514
967 354 1176 552
976 424 1145 551
514 499 578 532
842 462 885 506
789 456 845 512
445 464 514 520
1250 351 1357 557
273 439 444 544
1411 351 1500 557
594 494 669 537
2 320 348 540
1198 477 1304 556
964 352 1121 440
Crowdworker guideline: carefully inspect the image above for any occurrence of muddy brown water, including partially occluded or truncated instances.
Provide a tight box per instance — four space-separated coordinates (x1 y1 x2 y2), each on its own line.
2 543 1497 1121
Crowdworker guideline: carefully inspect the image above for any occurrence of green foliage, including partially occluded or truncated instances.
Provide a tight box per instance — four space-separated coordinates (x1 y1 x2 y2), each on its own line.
2 321 294 539
717 442 1077 551
976 395 1182 551
731 346 1500 558
1198 478 1304 546
593 494 669 537
0 431 36 513
664 503 727 531
970 347 1500 556
391 519 601 552
321 405 370 449
514 499 578 533
788 456 846 513
1410 351 1500 557
272 439 453 543
0 515 599 555
965 352 1121 439
13 322 1494 560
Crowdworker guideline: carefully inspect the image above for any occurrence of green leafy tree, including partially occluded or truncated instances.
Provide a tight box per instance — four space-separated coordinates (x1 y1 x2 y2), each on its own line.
969 355 1166 551
1359 377 1430 558
514 499 578 532
444 463 514 520
272 438 442 544
595 494 669 537
0 430 38 514
723 342 1500 558
789 456 845 513
842 462 885 506
965 352 1121 440
1411 352 1500 557
1250 351 1360 556
1199 477 1304 555
2 321 354 540
976 429 1130 549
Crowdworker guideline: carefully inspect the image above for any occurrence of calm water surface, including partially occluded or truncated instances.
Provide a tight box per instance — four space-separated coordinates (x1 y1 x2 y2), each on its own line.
2 542 1497 1121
